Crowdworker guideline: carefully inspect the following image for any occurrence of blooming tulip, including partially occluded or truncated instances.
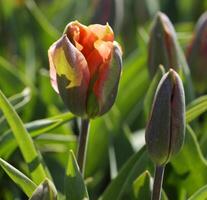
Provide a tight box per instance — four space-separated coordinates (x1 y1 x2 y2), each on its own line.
48 21 122 118
145 69 185 166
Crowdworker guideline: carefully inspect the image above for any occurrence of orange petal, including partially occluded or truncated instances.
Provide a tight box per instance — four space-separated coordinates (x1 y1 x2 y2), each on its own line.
88 23 114 41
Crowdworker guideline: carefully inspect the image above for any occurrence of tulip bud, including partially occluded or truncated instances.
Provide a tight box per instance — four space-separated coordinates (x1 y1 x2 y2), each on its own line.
48 21 122 118
148 12 194 103
145 69 185 166
148 12 179 77
186 12 207 93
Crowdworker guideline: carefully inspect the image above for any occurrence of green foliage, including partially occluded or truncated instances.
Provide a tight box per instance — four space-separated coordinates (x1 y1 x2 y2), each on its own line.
1 0 207 200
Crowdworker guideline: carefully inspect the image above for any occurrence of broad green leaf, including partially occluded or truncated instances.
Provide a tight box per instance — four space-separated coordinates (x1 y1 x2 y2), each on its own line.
133 170 151 200
64 150 89 200
186 95 207 123
0 89 50 184
101 147 152 200
0 158 37 197
144 65 165 119
0 112 74 158
171 125 207 196
188 185 207 200
29 179 57 200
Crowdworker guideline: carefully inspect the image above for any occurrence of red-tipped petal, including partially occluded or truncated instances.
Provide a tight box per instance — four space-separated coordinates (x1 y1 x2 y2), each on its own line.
48 35 90 116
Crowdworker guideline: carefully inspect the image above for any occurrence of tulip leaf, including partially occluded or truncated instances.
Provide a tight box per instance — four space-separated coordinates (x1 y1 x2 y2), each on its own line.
133 170 151 200
29 179 57 200
0 112 74 159
171 125 207 196
186 95 207 123
0 89 50 184
101 147 152 200
64 150 89 200
0 158 37 197
188 185 207 200
0 88 31 124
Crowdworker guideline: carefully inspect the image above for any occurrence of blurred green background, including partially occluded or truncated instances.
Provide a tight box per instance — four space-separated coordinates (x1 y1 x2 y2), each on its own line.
1 0 207 199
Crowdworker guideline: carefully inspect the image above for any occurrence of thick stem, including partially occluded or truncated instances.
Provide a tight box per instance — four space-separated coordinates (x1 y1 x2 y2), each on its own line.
77 118 90 176
152 165 165 200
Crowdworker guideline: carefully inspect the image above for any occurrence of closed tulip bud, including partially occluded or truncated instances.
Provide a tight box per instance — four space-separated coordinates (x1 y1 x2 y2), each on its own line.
48 21 122 118
148 12 194 103
186 12 207 92
145 69 185 166
148 12 180 77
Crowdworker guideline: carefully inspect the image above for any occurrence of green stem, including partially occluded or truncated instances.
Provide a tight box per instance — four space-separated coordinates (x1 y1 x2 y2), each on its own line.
77 118 90 176
152 165 165 200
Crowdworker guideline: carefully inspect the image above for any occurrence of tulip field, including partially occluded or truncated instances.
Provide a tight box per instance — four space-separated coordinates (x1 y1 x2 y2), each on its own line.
1 0 207 200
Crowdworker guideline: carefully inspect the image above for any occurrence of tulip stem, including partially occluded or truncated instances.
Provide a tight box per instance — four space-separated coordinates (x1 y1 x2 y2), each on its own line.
152 165 165 200
77 118 90 177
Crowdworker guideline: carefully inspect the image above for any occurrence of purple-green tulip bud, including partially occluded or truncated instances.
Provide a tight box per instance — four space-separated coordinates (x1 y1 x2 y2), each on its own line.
186 12 207 92
48 21 122 118
148 12 180 77
145 69 185 166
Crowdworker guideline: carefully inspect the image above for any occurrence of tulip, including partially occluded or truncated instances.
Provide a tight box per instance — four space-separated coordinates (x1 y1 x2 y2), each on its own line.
148 12 179 77
148 12 194 103
145 69 185 166
48 21 122 118
186 12 207 93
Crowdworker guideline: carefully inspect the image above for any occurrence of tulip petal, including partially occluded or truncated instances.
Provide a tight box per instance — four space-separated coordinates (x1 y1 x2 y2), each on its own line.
64 21 98 59
98 42 122 115
94 41 122 116
48 35 90 116
88 23 114 41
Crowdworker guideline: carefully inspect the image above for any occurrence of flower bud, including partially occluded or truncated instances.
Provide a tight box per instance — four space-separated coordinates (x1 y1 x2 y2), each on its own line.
48 21 122 118
186 12 207 92
148 12 179 77
29 179 57 200
148 12 194 103
145 69 185 166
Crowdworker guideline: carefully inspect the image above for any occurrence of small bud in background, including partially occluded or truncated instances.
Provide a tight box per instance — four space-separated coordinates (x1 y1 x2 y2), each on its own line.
148 12 180 77
186 12 207 93
145 69 185 166
29 179 57 200
48 21 122 118
148 12 194 103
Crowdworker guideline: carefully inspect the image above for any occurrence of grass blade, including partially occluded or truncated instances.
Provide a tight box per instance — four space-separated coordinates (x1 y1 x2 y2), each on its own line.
0 158 37 197
186 95 207 123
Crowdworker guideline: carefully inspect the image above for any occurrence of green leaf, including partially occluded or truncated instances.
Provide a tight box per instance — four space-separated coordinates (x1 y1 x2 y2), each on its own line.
29 179 57 200
171 125 207 196
133 170 151 200
188 185 207 200
0 112 74 159
186 95 207 123
0 89 50 184
64 150 89 200
0 88 31 126
101 147 152 200
0 158 37 197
